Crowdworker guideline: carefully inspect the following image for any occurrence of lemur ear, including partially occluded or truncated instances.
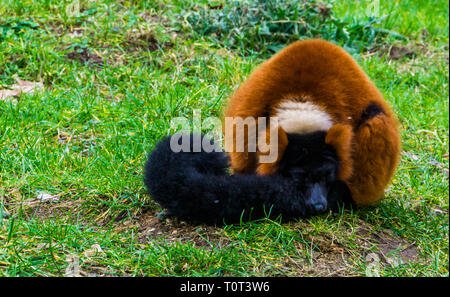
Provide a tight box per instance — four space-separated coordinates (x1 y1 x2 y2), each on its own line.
257 126 288 175
325 124 354 180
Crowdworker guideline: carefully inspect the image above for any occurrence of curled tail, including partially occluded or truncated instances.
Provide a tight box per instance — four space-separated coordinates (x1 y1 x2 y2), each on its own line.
143 134 308 225
349 102 401 205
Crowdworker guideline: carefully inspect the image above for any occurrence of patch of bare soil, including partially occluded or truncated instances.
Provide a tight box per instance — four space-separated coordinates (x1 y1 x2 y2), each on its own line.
1 186 93 223
123 32 173 53
355 222 419 267
288 230 360 276
376 41 443 61
56 130 102 157
115 212 421 276
289 219 420 276
137 13 170 26
29 199 82 220
373 44 418 60
120 210 229 249
66 46 104 67
315 3 332 17
5 194 83 222
387 45 417 60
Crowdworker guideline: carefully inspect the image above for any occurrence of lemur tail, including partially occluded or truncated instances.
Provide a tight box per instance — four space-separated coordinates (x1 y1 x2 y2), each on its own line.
143 134 306 225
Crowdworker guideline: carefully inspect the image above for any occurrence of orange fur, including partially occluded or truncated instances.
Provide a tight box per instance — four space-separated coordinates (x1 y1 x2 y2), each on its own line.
224 39 401 206
324 124 353 181
256 126 288 175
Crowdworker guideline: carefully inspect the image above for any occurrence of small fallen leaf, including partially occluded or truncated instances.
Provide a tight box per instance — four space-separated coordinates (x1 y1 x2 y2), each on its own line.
67 30 83 38
36 243 58 249
365 253 381 277
432 207 448 215
22 192 61 206
0 89 20 100
14 78 43 93
37 193 60 202
0 77 43 101
65 254 82 277
428 159 445 167
84 244 104 257
403 151 419 161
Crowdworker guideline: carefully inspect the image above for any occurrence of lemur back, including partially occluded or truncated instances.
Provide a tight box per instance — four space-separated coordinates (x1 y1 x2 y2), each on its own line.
225 39 401 206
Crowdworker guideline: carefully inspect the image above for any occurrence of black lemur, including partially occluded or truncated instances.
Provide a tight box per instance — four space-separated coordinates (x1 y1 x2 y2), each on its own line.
144 132 354 225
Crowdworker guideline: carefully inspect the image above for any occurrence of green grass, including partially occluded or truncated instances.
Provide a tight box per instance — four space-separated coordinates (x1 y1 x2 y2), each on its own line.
0 0 448 276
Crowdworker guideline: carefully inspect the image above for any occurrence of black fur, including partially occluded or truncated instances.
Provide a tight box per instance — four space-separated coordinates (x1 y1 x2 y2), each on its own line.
144 133 353 225
356 102 385 129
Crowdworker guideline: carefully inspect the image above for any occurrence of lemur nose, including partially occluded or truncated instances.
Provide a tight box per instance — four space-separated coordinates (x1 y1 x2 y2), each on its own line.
308 183 328 213
313 203 326 213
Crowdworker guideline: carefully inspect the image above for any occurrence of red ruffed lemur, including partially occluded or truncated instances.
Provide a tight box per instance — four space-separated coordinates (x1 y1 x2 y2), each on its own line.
144 39 401 225
225 39 400 206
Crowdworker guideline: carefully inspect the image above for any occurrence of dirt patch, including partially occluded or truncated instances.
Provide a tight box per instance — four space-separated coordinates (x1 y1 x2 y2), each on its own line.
388 45 417 60
119 210 229 249
56 130 102 157
315 3 332 17
303 252 356 276
43 20 66 36
11 195 83 221
137 13 170 26
355 224 419 267
29 199 81 220
1 186 91 223
304 225 420 275
66 46 104 67
289 231 359 276
375 44 419 60
115 212 422 275
287 219 421 276
123 32 173 53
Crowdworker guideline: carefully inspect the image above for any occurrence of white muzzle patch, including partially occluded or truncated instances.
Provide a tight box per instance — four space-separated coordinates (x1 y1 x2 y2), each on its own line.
274 100 333 134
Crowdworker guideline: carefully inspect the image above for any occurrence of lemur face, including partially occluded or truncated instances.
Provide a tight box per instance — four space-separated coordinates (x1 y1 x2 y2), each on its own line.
276 132 344 214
